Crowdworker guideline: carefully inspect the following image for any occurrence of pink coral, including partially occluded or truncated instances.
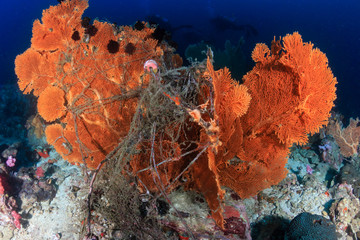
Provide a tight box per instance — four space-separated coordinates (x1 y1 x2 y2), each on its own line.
35 166 45 179
6 156 16 167
0 174 6 195
11 210 21 229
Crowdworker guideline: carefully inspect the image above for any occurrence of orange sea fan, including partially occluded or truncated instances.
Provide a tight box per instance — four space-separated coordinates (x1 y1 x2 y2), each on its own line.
204 58 251 144
228 84 251 119
130 140 183 193
279 33 337 135
16 0 164 169
64 118 120 169
88 21 116 54
190 146 226 228
31 0 88 51
218 32 337 198
37 86 66 122
219 134 290 198
185 58 251 229
45 124 70 157
243 32 337 146
251 43 270 63
15 49 57 96
206 60 250 115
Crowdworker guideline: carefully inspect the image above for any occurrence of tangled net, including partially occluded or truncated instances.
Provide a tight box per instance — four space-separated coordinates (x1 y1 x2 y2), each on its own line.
14 1 207 237
89 55 212 238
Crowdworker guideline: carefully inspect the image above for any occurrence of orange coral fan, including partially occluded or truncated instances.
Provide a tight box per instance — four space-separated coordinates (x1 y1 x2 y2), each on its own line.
217 32 337 198
203 58 251 153
37 86 66 122
187 58 251 228
44 123 72 157
130 139 183 193
188 33 336 227
326 118 360 157
15 0 163 169
15 49 57 96
15 1 338 230
31 0 88 51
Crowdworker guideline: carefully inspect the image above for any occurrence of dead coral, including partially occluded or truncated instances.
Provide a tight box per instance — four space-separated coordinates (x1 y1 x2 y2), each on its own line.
326 118 360 158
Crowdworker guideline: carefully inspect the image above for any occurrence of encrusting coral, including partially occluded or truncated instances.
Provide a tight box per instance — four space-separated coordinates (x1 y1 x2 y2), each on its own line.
15 0 164 169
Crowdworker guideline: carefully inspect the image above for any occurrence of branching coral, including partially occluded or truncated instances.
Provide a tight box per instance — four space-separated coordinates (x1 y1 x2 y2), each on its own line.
15 0 164 169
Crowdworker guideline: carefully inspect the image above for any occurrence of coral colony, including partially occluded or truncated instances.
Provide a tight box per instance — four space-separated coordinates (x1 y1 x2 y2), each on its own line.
6 156 16 168
1 0 358 239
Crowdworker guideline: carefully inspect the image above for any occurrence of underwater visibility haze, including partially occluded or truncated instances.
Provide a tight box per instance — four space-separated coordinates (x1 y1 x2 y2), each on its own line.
1 0 360 118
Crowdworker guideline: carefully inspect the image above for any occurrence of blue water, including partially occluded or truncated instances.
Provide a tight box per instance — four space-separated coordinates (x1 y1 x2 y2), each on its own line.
1 0 359 120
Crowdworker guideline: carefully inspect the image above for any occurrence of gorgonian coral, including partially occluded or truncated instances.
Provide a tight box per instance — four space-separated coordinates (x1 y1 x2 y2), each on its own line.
15 0 163 169
15 0 337 231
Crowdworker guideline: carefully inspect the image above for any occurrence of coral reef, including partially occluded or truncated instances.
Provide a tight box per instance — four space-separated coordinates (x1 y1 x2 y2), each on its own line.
19 177 56 206
11 157 87 239
318 137 343 170
14 0 338 235
0 166 22 231
161 190 252 239
338 161 360 198
202 32 337 218
15 0 164 169
330 196 360 238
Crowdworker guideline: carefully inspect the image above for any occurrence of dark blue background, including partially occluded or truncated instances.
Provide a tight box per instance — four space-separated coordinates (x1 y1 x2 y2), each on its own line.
1 0 359 120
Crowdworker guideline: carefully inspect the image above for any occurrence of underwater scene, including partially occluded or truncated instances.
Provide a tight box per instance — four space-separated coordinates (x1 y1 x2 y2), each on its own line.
0 0 360 239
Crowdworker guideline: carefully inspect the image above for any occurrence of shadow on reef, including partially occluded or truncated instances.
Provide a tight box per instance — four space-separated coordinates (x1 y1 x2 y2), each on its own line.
0 84 35 144
251 215 289 240
251 212 338 240
0 84 41 170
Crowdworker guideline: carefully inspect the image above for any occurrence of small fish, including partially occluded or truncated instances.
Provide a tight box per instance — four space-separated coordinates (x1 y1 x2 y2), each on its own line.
35 149 50 158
